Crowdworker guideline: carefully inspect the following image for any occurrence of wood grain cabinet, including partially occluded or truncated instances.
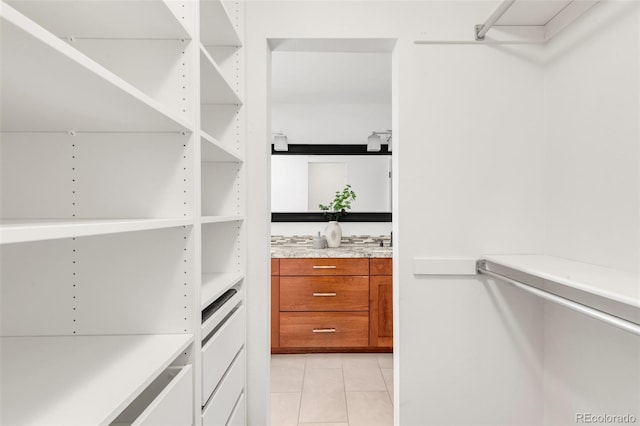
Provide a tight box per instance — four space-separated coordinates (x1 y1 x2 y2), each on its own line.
370 258 393 349
271 257 392 353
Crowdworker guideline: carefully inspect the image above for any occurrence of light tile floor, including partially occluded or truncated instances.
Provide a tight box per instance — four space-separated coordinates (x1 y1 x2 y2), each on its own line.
271 353 394 426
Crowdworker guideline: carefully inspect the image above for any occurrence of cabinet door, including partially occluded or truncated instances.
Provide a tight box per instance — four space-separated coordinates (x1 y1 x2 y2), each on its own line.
271 275 279 350
370 275 393 348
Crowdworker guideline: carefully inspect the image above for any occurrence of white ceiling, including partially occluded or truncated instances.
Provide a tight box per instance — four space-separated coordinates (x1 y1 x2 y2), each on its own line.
271 51 392 104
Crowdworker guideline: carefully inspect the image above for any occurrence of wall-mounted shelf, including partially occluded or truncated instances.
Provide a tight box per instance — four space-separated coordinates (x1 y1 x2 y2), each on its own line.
200 45 243 105
200 0 242 46
0 334 193 426
479 255 640 334
0 218 193 245
5 0 193 40
1 4 193 132
201 132 244 163
201 215 244 225
474 0 600 43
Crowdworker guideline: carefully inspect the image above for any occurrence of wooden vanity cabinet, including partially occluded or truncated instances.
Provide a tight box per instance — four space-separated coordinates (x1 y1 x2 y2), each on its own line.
271 257 392 353
370 258 393 349
271 259 280 351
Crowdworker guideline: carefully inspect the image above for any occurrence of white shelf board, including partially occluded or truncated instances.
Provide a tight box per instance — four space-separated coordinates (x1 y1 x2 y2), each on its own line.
6 0 192 40
482 254 640 309
1 4 193 132
0 334 193 426
0 218 193 245
201 131 244 162
201 272 244 309
200 45 242 105
200 0 242 46
201 215 244 225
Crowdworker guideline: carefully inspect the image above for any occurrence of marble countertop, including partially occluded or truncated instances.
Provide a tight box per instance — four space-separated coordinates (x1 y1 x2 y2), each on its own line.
271 245 392 258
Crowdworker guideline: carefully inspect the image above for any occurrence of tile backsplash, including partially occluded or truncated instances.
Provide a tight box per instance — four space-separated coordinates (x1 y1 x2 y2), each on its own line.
271 235 391 247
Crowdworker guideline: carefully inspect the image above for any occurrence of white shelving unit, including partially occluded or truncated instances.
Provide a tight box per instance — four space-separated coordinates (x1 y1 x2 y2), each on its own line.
0 0 246 425
198 1 246 424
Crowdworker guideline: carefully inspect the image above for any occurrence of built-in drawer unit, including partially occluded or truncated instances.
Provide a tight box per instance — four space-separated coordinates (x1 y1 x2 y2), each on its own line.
202 349 245 426
272 256 393 353
201 306 245 406
111 365 193 426
280 312 369 347
201 283 243 339
280 258 369 276
280 276 369 312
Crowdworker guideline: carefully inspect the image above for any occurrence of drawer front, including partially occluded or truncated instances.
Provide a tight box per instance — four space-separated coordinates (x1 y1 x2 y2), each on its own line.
271 258 279 276
280 258 369 276
202 306 245 406
280 312 369 347
202 349 245 426
135 365 193 426
370 258 392 276
112 365 193 426
280 276 369 312
226 392 245 426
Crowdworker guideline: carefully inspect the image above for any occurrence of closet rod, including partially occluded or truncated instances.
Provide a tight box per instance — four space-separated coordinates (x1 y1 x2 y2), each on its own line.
476 261 640 337
475 0 516 40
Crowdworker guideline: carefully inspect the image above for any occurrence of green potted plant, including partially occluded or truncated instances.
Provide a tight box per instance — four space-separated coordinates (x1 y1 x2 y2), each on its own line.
318 184 356 247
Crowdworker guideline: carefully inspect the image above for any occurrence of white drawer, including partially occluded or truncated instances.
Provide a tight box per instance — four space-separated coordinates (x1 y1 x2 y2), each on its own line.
226 392 245 426
202 306 245 406
111 365 193 426
201 286 243 339
202 349 245 426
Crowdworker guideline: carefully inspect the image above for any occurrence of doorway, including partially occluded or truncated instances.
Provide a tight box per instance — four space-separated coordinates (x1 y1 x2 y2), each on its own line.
267 38 397 426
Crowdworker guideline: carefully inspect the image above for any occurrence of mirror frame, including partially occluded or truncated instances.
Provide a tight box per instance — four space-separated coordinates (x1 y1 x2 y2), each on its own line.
271 144 392 222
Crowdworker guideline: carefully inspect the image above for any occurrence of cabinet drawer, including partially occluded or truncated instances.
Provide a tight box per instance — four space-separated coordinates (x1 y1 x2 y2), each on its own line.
226 392 245 426
112 365 193 426
280 312 369 347
202 306 245 406
202 349 245 426
370 258 392 276
280 276 369 312
280 258 369 276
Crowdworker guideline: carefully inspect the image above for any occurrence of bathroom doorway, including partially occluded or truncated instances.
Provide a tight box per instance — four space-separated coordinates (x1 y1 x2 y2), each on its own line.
267 38 397 425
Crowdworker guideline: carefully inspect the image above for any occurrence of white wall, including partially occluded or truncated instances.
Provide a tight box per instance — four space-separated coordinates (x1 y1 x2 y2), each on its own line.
272 103 391 145
246 1 547 425
542 2 640 423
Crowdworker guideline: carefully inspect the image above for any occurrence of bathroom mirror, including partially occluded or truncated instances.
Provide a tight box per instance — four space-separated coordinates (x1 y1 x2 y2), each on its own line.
271 146 391 221
270 48 392 222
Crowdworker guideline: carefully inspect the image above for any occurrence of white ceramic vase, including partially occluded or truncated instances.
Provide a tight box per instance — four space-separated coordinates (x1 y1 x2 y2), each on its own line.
325 221 342 248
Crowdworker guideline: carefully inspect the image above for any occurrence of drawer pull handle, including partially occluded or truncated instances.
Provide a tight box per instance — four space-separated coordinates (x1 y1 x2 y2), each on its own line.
312 265 337 269
313 292 337 297
312 328 337 333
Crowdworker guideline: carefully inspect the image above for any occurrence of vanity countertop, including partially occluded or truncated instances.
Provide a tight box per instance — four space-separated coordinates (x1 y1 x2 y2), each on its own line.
271 245 392 258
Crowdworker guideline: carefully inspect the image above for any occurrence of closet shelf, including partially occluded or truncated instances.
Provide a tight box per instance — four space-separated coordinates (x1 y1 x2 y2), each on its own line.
0 334 193 426
0 218 193 245
202 272 245 309
201 131 244 162
480 255 640 334
5 0 192 40
481 254 639 309
201 215 245 225
200 0 242 47
200 45 243 105
1 4 193 133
